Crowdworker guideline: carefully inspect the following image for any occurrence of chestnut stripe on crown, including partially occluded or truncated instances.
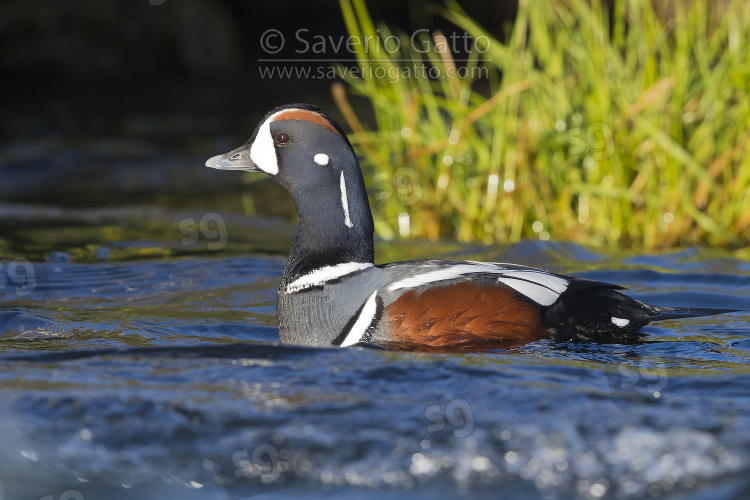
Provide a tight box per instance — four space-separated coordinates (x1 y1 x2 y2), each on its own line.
273 109 343 138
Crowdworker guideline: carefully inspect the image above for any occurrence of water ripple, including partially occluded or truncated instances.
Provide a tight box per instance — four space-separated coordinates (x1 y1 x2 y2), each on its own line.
0 247 749 499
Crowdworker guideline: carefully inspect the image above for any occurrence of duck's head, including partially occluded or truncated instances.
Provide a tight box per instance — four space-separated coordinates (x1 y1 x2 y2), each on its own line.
206 103 374 277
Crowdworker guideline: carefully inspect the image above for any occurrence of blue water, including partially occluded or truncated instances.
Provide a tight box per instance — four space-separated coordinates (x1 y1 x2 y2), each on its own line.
1 235 750 499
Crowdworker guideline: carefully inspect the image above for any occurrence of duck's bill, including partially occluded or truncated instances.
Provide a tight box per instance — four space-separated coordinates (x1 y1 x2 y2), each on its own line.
204 147 262 173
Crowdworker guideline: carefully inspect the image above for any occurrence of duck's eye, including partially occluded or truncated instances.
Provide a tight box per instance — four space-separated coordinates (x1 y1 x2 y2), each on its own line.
275 132 291 145
230 152 242 160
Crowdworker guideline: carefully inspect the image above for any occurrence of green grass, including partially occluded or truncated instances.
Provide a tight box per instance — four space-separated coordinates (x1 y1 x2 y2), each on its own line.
334 0 750 250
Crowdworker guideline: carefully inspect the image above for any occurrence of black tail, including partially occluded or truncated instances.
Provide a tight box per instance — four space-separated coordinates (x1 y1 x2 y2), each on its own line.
543 286 738 343
648 306 739 322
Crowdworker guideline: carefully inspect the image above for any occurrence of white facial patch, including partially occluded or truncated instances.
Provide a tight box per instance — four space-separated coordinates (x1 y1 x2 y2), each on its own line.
340 291 379 347
314 153 329 166
611 317 631 327
387 263 569 306
249 109 290 175
340 171 353 228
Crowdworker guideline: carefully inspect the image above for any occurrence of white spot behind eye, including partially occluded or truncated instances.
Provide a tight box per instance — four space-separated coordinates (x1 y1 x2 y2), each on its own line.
314 153 329 166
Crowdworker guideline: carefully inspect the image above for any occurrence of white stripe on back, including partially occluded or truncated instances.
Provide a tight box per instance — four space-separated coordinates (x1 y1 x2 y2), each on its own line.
497 277 560 306
387 265 494 291
285 262 373 293
387 263 568 306
497 270 569 294
340 291 379 347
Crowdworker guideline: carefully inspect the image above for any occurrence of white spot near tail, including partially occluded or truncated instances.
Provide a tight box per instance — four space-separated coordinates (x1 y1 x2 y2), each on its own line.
611 317 630 327
314 153 329 165
340 291 379 347
340 170 353 228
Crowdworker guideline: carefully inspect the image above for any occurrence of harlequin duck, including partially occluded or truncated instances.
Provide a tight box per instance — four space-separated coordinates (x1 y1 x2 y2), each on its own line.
206 103 735 352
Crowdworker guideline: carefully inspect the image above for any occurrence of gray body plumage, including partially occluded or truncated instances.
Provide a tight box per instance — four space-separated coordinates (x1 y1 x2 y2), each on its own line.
276 260 594 346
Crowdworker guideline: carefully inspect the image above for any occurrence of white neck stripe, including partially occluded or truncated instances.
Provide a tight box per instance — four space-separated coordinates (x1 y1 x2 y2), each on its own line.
285 262 373 293
340 170 353 228
340 291 379 347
